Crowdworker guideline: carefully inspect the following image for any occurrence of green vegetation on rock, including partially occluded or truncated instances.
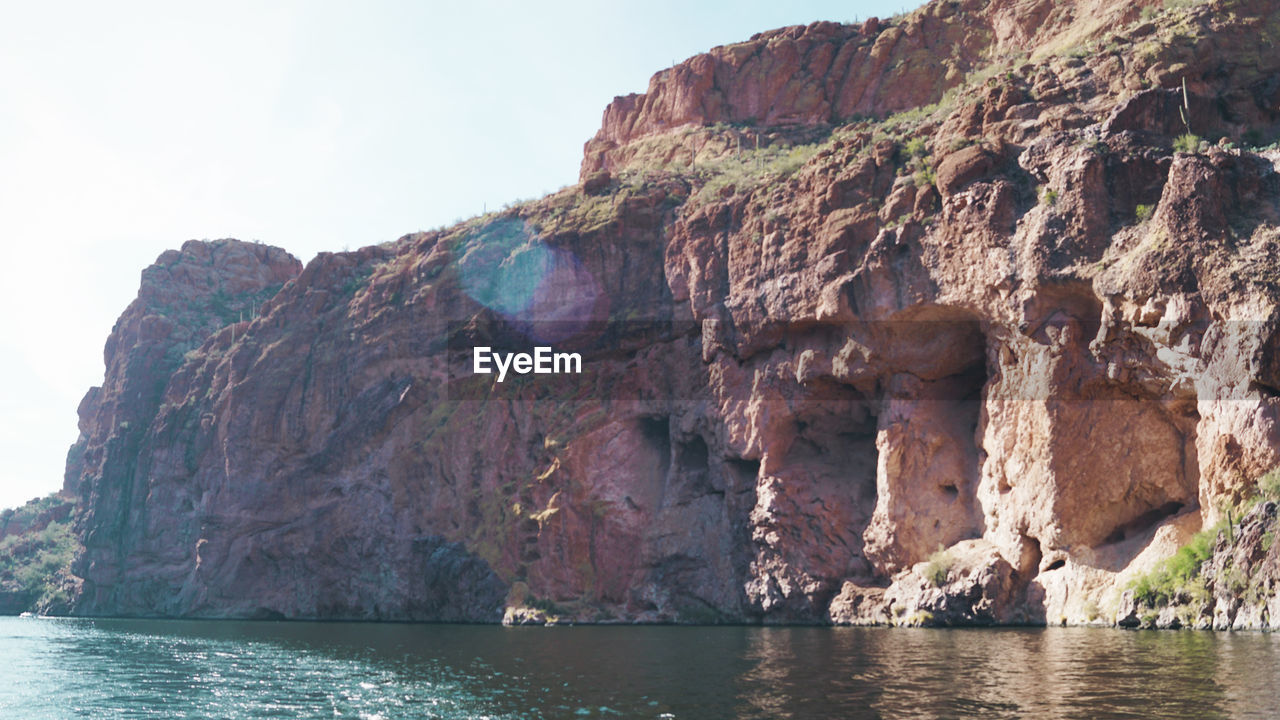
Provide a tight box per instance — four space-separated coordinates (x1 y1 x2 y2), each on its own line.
1172 132 1201 153
689 141 821 205
924 546 954 587
1128 468 1280 612
0 494 79 614
1128 521 1220 608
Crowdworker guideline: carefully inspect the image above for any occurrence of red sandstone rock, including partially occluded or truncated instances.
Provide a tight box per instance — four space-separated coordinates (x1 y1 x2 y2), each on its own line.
59 0 1280 627
934 144 999 197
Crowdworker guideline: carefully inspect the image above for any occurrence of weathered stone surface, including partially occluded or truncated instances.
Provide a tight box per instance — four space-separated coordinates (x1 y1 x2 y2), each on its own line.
934 144 999 197
58 0 1280 626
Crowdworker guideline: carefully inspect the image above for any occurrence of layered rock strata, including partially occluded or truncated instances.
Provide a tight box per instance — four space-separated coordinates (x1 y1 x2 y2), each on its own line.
63 0 1280 625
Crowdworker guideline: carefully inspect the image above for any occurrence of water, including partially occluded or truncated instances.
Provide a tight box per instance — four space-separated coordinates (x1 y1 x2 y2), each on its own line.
0 617 1277 719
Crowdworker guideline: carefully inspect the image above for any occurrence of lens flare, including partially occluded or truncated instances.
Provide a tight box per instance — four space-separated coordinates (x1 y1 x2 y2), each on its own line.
456 218 606 343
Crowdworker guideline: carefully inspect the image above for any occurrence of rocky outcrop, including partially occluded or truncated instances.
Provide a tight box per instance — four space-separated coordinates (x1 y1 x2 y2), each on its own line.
0 493 79 615
1116 496 1280 630
60 0 1280 625
0 494 72 542
65 239 301 616
580 0 1178 179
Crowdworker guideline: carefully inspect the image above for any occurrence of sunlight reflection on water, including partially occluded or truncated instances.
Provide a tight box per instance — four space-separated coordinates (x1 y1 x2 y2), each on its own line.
0 617 1275 719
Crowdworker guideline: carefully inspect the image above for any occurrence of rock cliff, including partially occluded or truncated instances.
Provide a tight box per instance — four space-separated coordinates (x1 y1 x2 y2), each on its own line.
63 0 1280 625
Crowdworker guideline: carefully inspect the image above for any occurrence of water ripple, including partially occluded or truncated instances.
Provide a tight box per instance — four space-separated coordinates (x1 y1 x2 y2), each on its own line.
0 619 1276 718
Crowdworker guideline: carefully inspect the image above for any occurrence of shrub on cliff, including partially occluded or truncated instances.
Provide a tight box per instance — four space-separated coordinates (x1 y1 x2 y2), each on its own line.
913 163 936 189
1128 525 1217 608
1127 469 1280 611
1172 132 1201 153
924 547 954 587
1258 468 1280 502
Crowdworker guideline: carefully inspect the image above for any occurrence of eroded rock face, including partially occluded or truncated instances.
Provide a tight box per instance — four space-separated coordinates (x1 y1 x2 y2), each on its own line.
581 0 1170 180
66 239 302 616
64 0 1280 624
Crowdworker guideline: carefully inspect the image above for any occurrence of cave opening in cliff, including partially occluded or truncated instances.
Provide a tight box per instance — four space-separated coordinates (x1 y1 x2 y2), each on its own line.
852 308 991 580
932 326 989 539
628 414 762 615
772 382 882 589
636 416 723 506
936 317 989 539
638 416 672 469
1103 501 1188 545
950 355 989 455
677 434 710 477
887 305 990 477
724 457 760 489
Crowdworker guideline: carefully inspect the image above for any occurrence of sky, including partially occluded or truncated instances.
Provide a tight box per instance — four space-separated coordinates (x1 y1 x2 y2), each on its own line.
0 0 921 510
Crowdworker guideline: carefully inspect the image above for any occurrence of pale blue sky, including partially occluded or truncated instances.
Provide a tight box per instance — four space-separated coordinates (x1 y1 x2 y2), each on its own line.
0 0 922 509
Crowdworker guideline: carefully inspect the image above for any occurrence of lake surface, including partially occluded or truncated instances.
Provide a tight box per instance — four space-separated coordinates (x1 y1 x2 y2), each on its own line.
0 617 1277 719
